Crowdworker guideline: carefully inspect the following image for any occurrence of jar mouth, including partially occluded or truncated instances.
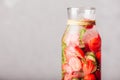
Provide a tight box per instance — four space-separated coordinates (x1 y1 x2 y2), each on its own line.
67 7 95 11
67 7 96 20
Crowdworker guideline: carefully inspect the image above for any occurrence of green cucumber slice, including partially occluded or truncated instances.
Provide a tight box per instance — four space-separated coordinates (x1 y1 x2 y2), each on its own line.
72 78 79 80
62 42 67 64
79 28 86 48
79 28 86 40
86 52 96 62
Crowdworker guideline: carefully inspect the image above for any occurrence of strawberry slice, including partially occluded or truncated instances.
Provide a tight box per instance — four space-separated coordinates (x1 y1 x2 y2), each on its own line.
74 46 85 58
69 57 82 71
63 71 82 80
64 73 72 80
83 60 97 75
72 71 84 78
65 49 76 61
88 35 101 52
96 51 101 64
84 74 96 80
63 33 80 46
65 44 77 61
62 63 73 74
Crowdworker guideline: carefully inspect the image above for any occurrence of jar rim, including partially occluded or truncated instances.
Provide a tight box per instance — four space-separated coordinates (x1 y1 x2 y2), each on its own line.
67 7 95 10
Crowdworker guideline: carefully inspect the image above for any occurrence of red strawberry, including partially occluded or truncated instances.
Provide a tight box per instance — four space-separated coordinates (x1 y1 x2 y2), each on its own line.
82 29 101 52
85 25 94 29
88 35 101 52
96 51 101 65
95 70 101 80
83 60 96 75
84 19 95 29
74 46 85 58
83 44 91 53
68 57 82 71
84 74 96 80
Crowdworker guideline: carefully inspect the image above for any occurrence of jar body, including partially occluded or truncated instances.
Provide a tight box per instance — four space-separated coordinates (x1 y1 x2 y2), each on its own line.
62 8 101 80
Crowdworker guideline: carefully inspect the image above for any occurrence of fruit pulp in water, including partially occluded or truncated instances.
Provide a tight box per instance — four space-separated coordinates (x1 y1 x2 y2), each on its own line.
62 20 101 80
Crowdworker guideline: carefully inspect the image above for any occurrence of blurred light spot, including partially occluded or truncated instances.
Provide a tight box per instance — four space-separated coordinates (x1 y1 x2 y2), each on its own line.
4 0 19 8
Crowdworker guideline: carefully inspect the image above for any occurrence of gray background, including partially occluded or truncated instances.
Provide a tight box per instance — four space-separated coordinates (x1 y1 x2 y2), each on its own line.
0 0 119 80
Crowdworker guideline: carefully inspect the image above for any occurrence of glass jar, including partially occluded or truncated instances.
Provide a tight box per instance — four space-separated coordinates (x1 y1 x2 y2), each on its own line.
61 7 101 80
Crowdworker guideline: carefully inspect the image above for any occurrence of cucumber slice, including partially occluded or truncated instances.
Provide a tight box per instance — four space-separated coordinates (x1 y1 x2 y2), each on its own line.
86 52 96 62
87 55 96 62
62 42 67 64
80 28 86 40
72 78 79 80
79 28 86 48
86 52 97 73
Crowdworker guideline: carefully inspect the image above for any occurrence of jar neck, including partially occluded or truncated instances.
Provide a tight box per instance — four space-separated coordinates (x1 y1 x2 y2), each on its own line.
67 7 95 20
67 7 96 26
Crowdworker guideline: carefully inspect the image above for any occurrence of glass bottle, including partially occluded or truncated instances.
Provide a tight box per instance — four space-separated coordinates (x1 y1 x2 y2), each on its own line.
61 7 101 80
